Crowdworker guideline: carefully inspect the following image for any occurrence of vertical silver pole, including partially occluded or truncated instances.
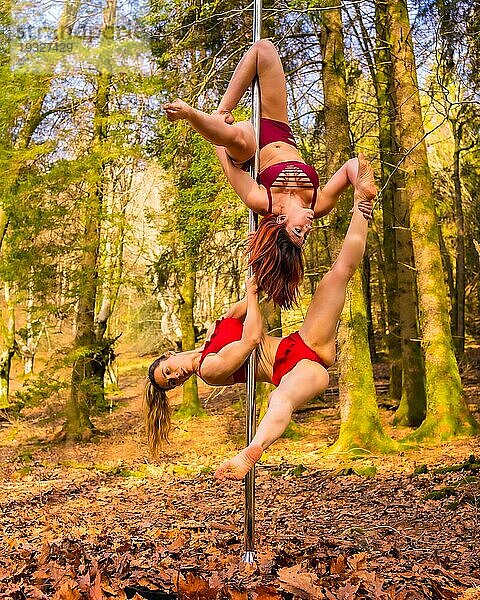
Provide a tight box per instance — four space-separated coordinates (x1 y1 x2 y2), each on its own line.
243 0 262 565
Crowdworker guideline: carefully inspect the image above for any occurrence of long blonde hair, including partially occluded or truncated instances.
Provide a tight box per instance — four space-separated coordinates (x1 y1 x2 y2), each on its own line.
144 355 172 455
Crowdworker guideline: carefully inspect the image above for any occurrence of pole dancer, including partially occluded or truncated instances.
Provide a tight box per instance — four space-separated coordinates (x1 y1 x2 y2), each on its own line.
164 43 372 309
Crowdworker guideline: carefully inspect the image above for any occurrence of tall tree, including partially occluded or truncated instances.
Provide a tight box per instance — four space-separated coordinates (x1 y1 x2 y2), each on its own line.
386 0 477 439
313 2 395 454
67 0 118 438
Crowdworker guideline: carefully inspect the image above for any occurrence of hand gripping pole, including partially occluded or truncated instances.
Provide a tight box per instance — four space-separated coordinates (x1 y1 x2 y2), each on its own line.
243 0 262 565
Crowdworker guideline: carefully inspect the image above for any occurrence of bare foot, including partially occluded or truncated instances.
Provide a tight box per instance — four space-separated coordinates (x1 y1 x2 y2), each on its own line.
214 444 263 481
353 154 376 220
355 153 376 203
163 98 192 122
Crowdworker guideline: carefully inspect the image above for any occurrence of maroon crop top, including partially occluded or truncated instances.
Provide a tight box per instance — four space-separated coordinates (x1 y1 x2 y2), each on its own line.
257 118 320 213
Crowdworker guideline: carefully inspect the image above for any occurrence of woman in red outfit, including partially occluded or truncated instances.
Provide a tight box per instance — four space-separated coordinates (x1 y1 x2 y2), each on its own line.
164 40 372 308
145 155 376 480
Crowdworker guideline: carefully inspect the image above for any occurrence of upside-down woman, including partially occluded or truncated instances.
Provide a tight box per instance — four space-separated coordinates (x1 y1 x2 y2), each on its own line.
145 155 375 480
164 40 372 308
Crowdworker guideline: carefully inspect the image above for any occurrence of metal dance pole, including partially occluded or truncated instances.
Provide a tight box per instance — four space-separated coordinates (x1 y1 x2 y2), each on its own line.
243 0 262 565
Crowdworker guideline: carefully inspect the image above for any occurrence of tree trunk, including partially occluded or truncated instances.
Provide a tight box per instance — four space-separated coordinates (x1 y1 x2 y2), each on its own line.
362 246 377 361
23 269 42 375
315 5 395 455
451 121 465 356
66 0 117 438
376 0 426 427
438 220 455 303
373 0 403 403
391 175 427 427
369 227 388 349
387 0 477 439
177 259 202 417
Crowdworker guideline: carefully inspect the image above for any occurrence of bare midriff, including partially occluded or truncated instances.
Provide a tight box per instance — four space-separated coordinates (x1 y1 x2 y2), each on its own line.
254 335 281 383
259 141 316 212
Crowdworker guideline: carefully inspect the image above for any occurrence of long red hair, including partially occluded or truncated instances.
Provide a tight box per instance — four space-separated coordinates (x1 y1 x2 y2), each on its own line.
247 214 303 309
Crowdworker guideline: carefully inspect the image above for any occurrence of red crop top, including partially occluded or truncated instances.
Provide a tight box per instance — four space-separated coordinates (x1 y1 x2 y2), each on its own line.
198 318 246 383
197 317 326 387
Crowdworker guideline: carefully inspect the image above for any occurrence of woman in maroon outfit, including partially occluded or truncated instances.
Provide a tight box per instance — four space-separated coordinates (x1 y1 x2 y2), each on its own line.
164 40 372 308
145 155 376 480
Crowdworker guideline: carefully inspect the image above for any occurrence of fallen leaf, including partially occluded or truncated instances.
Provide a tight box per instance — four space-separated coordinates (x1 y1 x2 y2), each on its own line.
52 580 81 600
330 555 346 574
337 580 360 600
251 585 282 599
277 564 323 599
89 571 104 600
347 552 368 572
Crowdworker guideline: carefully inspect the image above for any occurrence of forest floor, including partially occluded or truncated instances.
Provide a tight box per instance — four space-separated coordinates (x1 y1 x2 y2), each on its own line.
1 349 480 600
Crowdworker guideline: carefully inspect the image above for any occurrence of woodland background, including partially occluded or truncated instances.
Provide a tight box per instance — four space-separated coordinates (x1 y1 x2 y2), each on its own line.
0 1 479 599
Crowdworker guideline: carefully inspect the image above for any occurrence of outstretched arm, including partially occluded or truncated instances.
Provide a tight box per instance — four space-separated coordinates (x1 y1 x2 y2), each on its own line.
164 99 256 164
215 147 268 213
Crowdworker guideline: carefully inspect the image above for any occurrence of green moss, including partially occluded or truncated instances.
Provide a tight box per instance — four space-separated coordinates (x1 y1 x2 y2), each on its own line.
392 395 410 427
413 464 428 475
281 420 309 440
403 410 478 443
432 456 479 474
423 487 455 501
174 404 206 418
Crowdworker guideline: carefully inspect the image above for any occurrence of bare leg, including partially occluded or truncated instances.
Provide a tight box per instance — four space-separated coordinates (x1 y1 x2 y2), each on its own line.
164 99 256 163
215 364 329 481
163 40 290 162
299 154 376 355
217 39 289 122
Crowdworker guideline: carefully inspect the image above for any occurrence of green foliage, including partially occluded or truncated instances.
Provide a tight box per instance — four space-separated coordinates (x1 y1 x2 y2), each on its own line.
13 371 69 413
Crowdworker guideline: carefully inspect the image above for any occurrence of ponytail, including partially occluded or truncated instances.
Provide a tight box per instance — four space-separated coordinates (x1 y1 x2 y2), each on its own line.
144 356 172 455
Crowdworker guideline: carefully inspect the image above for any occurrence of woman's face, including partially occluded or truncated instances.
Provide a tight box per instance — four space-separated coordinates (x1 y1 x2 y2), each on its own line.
154 353 192 389
277 207 313 247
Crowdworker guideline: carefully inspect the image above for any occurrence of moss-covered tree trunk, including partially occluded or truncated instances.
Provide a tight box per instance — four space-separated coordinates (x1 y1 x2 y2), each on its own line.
314 5 395 455
387 0 477 439
177 259 202 417
66 0 117 439
362 247 377 361
374 0 426 427
391 172 427 426
373 0 402 403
